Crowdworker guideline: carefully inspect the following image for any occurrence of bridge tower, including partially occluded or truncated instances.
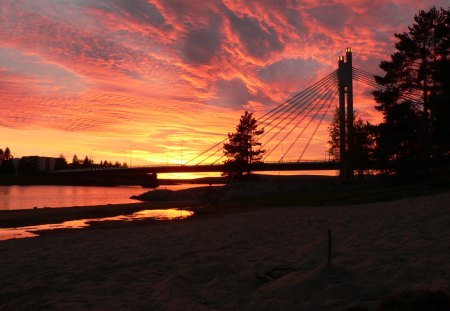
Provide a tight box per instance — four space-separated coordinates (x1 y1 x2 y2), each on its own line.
338 48 354 180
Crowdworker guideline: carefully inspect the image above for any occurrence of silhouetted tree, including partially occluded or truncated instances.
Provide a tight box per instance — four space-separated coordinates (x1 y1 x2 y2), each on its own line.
71 154 80 168
82 156 93 168
373 7 450 172
0 147 15 175
430 55 450 160
328 109 341 162
3 147 11 161
223 111 265 178
353 119 377 175
328 108 376 176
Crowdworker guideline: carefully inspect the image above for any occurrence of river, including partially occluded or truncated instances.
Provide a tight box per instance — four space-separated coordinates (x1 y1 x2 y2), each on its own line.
0 184 203 210
0 184 205 241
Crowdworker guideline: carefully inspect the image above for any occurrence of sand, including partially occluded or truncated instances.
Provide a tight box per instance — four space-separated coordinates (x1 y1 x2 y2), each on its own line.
0 192 449 310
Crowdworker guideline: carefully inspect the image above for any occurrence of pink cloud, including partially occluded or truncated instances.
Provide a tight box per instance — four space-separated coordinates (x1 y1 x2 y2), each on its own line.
0 0 447 163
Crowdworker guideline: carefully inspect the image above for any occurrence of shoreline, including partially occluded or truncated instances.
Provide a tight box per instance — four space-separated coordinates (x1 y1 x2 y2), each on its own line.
0 191 449 310
0 200 199 229
2 174 450 229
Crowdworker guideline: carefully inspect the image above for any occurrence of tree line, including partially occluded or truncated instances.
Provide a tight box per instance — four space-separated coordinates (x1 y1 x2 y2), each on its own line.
67 155 127 169
0 148 127 175
329 7 449 177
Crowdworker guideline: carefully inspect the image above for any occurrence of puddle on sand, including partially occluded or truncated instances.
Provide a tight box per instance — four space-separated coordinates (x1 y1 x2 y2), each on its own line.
0 209 194 241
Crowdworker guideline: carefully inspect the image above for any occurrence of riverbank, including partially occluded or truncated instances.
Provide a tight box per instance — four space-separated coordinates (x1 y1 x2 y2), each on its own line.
0 200 196 228
2 174 449 227
0 189 449 310
0 173 157 187
0 173 224 187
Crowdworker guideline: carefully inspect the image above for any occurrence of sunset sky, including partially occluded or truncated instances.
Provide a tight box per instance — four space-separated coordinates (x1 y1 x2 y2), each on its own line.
0 0 447 167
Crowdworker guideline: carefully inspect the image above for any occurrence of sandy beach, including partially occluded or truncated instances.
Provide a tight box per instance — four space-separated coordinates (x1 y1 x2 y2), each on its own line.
0 190 449 310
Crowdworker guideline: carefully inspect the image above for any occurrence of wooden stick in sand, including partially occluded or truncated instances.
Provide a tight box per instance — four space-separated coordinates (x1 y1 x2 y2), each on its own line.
328 229 332 264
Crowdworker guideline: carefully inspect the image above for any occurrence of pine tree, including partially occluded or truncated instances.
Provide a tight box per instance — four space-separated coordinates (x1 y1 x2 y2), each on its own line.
223 111 265 178
71 154 80 168
0 147 15 175
3 147 12 160
328 108 376 176
373 7 450 169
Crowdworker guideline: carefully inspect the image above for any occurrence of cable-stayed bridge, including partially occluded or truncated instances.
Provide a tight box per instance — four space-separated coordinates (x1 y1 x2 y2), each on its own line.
54 48 421 181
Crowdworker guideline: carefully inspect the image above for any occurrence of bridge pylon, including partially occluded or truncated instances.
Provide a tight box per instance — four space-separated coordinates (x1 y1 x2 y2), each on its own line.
338 48 354 180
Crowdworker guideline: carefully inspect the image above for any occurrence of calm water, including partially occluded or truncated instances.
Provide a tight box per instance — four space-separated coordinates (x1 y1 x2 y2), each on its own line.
0 184 204 210
0 184 202 241
0 209 194 240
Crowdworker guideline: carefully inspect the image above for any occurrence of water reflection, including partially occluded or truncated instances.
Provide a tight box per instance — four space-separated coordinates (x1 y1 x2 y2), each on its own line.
0 209 194 241
0 184 212 210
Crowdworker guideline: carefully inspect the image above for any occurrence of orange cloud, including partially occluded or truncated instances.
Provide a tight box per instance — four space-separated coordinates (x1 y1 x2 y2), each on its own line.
0 0 447 166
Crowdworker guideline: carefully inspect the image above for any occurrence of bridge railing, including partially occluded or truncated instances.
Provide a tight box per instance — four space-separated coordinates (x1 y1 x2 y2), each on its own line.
52 159 337 173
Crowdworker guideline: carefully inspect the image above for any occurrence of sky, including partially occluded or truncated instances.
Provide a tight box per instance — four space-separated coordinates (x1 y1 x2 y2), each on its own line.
0 0 447 167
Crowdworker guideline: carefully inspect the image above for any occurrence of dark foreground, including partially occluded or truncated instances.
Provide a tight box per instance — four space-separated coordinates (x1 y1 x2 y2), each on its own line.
0 190 449 310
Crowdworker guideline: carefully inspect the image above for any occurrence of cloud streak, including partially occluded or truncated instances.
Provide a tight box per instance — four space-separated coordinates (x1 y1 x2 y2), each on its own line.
0 0 448 163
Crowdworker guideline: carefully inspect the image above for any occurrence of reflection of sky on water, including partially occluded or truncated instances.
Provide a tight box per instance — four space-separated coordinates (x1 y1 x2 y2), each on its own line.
0 209 193 241
0 184 212 210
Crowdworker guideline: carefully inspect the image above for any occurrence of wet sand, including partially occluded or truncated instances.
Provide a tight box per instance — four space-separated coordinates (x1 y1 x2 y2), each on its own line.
0 191 449 310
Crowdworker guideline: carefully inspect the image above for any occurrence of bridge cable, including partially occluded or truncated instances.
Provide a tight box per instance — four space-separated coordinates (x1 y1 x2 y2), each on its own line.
352 73 423 104
260 74 338 159
353 67 423 96
208 79 335 165
261 72 337 159
190 71 338 165
297 86 339 161
281 84 338 161
184 138 227 166
257 71 338 136
257 72 338 147
258 76 333 147
352 67 422 103
253 73 338 146
262 87 333 161
196 71 337 165
199 145 227 165
190 67 424 165
353 74 423 107
257 71 338 126
188 70 339 165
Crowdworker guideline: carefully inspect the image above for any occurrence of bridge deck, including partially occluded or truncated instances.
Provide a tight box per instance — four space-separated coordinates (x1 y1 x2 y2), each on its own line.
52 161 341 175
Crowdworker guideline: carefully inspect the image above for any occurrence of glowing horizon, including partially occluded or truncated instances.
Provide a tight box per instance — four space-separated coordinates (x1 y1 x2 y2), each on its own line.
0 1 447 166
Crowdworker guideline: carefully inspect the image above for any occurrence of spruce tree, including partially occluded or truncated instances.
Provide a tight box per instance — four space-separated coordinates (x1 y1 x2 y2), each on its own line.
223 111 265 178
373 7 450 170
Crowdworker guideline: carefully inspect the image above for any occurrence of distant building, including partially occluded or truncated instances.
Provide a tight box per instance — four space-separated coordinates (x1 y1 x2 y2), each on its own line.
18 156 58 173
11 158 21 170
